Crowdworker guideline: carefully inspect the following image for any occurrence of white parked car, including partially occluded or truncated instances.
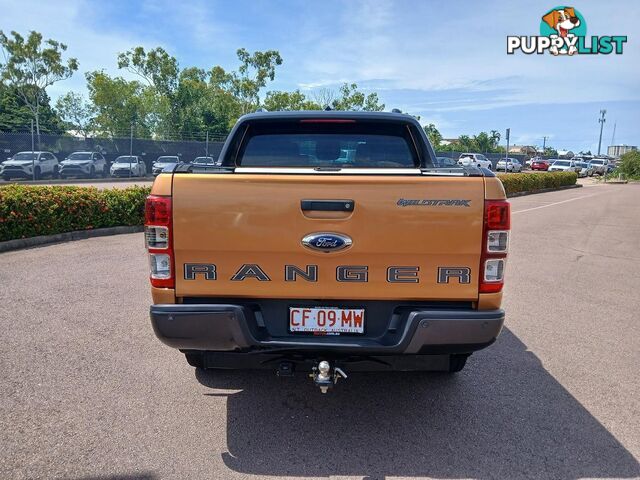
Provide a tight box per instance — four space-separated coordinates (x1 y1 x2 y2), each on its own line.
548 159 578 172
458 153 492 170
152 156 182 176
2 151 59 181
192 156 218 166
59 151 109 179
110 156 147 177
496 158 522 172
589 158 609 175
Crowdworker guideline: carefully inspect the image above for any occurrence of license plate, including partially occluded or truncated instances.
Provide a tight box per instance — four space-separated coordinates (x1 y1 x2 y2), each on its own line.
289 307 365 335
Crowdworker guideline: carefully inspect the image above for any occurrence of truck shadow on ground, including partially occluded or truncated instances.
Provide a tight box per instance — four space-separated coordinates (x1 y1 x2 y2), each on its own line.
195 328 639 479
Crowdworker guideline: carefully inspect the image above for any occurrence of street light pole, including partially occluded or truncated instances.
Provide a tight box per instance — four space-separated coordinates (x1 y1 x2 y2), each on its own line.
129 123 133 179
31 120 35 181
205 130 209 158
542 136 547 157
597 109 606 156
504 128 511 173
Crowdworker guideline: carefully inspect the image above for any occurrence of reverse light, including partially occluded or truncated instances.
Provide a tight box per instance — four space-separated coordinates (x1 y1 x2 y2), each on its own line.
483 259 505 282
149 253 171 279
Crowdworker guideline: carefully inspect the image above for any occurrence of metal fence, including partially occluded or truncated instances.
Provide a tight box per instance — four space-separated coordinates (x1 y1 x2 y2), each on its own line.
0 131 227 172
0 131 533 170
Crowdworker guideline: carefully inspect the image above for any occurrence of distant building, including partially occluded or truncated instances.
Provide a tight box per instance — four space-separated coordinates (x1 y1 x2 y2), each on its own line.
440 138 460 146
557 149 574 158
608 145 637 157
508 145 537 155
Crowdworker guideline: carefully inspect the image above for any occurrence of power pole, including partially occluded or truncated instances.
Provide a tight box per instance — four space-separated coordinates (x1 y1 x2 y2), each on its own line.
610 121 616 148
597 109 606 156
205 130 209 158
542 136 547 157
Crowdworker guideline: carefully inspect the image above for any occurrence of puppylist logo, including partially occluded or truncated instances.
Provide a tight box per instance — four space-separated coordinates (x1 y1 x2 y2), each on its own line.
508 6 627 55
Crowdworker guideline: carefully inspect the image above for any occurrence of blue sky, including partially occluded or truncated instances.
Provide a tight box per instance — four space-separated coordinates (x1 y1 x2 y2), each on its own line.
1 0 638 152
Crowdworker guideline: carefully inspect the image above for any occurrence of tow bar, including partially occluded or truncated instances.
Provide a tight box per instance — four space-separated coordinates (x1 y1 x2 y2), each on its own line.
310 360 347 393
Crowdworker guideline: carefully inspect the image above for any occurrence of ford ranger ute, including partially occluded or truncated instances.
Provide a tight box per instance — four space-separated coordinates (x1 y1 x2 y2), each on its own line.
146 110 509 392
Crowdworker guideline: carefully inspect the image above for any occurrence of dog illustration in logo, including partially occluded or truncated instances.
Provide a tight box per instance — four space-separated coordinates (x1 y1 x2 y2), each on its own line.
542 7 581 55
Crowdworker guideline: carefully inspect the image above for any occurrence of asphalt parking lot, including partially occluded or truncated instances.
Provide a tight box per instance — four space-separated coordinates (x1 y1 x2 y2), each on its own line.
1 183 639 480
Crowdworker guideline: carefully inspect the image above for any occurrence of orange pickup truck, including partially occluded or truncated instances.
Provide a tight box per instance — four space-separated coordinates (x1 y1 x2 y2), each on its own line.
146 111 509 392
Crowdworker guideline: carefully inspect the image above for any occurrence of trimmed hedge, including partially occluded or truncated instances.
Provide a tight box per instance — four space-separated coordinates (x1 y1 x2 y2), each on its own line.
497 171 577 195
0 185 151 242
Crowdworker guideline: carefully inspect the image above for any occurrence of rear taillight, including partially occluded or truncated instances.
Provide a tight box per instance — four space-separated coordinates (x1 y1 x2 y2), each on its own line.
480 199 510 294
145 195 174 288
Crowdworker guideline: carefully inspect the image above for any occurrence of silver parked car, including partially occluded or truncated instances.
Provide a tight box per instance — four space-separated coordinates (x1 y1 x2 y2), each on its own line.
589 158 609 175
59 151 109 179
576 161 593 177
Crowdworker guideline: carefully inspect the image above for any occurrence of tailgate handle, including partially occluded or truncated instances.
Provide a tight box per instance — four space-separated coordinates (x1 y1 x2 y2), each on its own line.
301 199 354 212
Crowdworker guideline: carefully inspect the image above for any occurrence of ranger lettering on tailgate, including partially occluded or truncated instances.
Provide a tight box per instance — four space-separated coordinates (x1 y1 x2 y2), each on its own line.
183 263 472 284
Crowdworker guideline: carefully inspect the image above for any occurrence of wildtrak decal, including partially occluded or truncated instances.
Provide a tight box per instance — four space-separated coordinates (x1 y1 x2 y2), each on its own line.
397 199 471 207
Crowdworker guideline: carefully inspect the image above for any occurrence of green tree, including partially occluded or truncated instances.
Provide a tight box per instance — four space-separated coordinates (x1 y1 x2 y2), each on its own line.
85 71 150 138
263 90 321 111
55 92 95 138
617 150 640 179
230 48 283 115
490 130 501 149
457 135 474 151
423 123 442 148
0 30 78 142
331 83 384 111
0 82 64 133
473 132 493 153
117 46 180 137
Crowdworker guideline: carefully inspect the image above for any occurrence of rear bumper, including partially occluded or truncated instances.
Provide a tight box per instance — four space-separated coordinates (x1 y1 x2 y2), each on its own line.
150 304 504 355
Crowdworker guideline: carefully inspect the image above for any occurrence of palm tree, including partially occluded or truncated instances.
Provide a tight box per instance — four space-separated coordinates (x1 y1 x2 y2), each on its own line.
490 130 501 149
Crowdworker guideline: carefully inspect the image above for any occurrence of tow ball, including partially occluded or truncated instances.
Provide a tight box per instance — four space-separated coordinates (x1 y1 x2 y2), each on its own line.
310 360 347 393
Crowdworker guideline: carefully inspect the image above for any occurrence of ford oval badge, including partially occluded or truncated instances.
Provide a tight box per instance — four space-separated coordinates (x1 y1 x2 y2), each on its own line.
302 232 352 253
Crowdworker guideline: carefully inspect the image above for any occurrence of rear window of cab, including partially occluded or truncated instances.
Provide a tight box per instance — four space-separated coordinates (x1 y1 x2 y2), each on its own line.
232 121 422 168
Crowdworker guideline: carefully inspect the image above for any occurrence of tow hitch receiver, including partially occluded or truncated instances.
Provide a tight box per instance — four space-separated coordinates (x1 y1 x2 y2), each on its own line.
310 360 347 393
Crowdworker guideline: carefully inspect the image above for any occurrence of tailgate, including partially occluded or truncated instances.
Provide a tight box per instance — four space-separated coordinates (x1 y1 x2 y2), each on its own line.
172 174 484 300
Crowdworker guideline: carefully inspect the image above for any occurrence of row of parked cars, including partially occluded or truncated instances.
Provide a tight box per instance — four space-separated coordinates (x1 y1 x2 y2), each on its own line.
528 157 614 177
433 153 524 172
0 151 218 181
432 153 616 178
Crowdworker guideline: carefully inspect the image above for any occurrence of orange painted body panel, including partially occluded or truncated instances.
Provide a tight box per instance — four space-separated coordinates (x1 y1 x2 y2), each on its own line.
484 176 506 200
151 286 176 304
151 173 172 196
171 173 489 301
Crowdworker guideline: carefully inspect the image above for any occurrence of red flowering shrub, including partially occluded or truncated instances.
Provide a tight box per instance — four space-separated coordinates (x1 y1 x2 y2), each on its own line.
0 185 150 242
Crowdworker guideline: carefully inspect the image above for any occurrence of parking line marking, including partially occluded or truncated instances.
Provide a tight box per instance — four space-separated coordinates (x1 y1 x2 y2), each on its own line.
512 193 601 214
